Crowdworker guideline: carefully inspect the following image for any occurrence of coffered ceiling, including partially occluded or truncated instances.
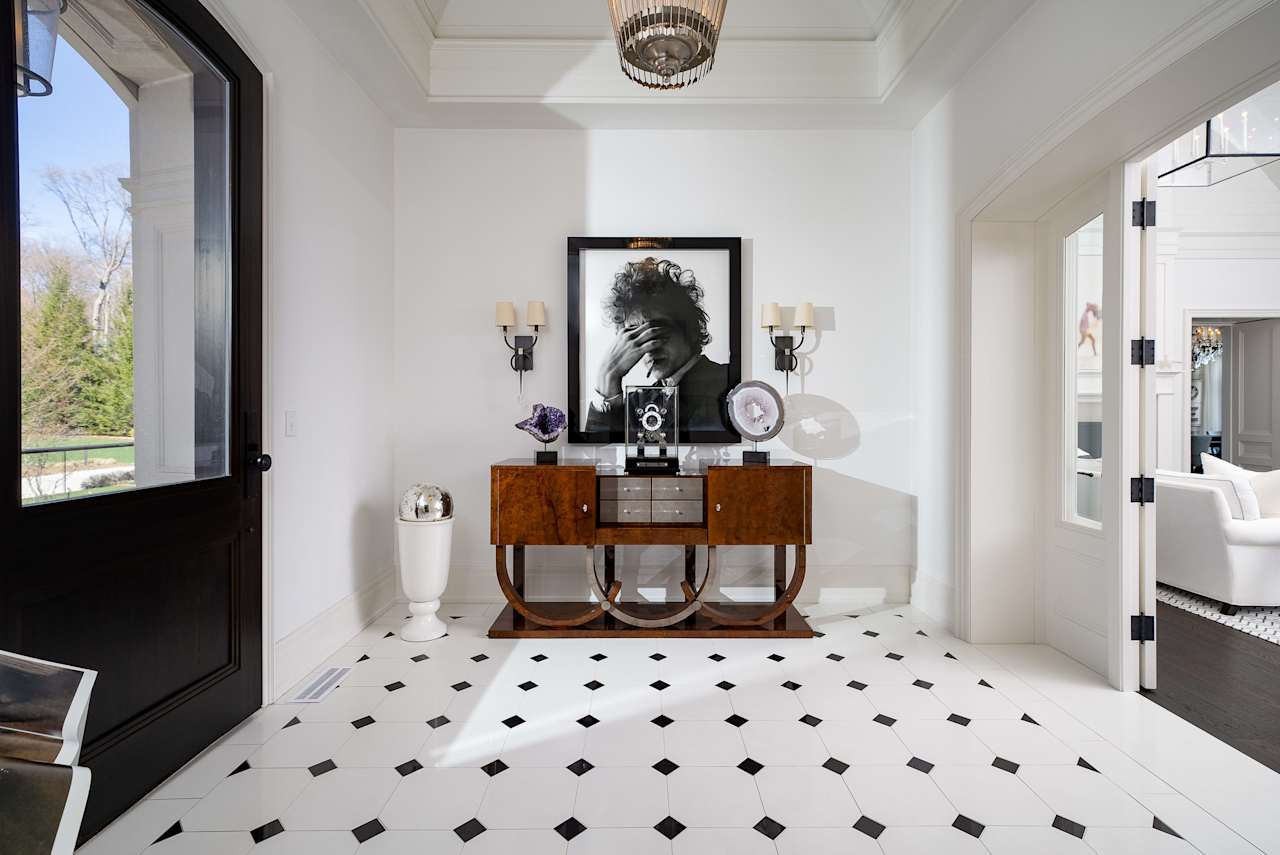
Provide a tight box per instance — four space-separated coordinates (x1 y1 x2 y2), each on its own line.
286 0 1034 129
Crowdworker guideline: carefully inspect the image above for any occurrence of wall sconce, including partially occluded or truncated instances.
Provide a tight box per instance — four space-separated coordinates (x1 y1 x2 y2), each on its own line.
761 302 813 393
497 301 546 393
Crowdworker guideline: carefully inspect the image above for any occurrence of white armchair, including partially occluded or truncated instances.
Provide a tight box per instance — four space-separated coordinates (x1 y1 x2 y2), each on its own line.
1156 470 1280 612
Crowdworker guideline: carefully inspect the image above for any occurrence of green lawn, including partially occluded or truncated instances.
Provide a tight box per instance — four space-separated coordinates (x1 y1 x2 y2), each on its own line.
22 481 137 505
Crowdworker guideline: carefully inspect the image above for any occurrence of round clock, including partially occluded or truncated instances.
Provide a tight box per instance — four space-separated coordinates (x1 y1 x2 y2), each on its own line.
726 380 785 442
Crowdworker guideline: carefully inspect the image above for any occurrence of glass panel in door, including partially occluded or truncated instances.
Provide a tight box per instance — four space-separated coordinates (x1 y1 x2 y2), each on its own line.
1064 213 1104 525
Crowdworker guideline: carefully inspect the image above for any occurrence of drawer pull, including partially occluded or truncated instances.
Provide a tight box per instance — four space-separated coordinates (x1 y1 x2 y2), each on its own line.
715 503 722 512
582 504 588 513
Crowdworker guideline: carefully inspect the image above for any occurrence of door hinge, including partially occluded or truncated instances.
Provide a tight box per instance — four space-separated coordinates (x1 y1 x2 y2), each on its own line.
1130 614 1156 642
1130 338 1156 365
1129 476 1155 505
1132 198 1156 228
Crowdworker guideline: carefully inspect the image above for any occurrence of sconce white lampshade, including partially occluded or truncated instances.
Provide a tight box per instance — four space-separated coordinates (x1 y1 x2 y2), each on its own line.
794 302 815 329
495 301 517 328
760 302 782 329
526 300 547 328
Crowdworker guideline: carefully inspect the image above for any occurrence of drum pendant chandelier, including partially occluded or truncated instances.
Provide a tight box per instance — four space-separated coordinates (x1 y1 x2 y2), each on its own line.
607 0 727 90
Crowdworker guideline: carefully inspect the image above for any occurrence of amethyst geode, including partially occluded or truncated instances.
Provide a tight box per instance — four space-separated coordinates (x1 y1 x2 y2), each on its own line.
516 404 566 444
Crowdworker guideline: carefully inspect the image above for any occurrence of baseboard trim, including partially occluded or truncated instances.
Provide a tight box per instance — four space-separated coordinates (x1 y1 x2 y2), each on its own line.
272 569 398 702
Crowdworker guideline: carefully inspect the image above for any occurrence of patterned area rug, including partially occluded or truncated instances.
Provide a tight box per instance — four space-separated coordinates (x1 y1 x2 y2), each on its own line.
1157 584 1280 645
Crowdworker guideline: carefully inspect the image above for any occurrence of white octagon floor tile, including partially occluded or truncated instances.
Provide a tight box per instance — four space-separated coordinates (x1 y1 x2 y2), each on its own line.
357 830 462 855
842 766 956 827
839 655 918 686
78 799 199 855
379 766 489 830
567 827 671 855
728 684 806 720
980 826 1093 855
670 827 776 855
152 742 257 800
1136 792 1260 855
461 829 567 855
502 722 587 767
282 767 400 831
661 684 734 720
417 721 507 768
929 765 1053 826
181 769 312 831
476 767 578 829
346 658 419 687
876 826 989 855
739 720 828 766
794 683 879 721
334 722 432 768
253 830 357 855
899 655 979 687
1020 765 1154 827
969 719 1076 765
755 766 859 828
774 827 882 855
667 766 764 828
146 831 253 855
1086 827 1200 854
862 685 951 720
250 723 355 769
891 720 995 766
816 719 910 766
662 720 746 766
929 684 1022 720
370 682 452 722
573 766 668 827
583 719 665 767
297 686 390 724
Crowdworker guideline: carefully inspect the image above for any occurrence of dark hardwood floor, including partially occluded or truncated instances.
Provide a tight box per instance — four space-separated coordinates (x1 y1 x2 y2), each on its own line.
1141 600 1280 772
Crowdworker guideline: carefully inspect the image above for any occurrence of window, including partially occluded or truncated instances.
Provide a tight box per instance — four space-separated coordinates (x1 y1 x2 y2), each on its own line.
1064 213 1104 525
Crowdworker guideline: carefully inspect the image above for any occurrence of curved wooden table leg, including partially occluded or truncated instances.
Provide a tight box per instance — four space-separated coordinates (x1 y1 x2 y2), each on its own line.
701 545 806 627
496 546 619 628
587 545 718 629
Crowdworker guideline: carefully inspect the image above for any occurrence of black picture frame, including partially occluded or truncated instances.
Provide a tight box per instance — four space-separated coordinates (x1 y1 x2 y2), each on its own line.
568 236 742 445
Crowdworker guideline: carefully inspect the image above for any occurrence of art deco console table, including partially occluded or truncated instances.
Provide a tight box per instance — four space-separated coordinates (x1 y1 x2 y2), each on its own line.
489 459 813 638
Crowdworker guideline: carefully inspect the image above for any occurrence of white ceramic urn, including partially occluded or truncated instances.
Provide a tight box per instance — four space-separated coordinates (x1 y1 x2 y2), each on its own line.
395 516 454 642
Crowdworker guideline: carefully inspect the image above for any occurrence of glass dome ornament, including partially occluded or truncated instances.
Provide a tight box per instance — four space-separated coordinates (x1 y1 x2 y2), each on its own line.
16 0 64 97
399 484 453 522
726 380 784 465
607 0 727 90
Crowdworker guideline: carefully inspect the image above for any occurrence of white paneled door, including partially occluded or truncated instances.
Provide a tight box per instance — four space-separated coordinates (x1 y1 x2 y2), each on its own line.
1230 319 1280 471
1039 166 1144 690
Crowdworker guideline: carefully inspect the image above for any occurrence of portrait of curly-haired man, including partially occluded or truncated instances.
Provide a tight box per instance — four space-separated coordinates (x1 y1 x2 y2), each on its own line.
568 238 741 444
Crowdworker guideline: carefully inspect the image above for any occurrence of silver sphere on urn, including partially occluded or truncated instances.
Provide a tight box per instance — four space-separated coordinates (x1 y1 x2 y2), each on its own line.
399 484 454 521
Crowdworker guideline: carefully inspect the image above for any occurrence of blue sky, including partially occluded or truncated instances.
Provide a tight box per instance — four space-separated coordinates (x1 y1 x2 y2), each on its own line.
19 35 130 244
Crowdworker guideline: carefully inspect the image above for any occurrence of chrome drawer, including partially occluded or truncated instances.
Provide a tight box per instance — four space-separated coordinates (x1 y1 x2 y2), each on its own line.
651 500 703 524
600 478 651 501
651 477 702 500
599 500 651 524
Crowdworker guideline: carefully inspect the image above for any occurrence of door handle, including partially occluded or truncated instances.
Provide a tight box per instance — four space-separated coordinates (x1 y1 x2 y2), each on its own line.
249 452 273 472
715 503 721 512
582 504 589 513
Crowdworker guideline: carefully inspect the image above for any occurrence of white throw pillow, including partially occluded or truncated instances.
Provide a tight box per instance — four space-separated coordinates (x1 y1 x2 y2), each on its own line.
1248 468 1280 519
1200 454 1263 520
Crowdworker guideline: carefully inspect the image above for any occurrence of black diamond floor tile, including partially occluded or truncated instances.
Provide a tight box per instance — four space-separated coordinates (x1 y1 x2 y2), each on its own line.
1153 817 1182 838
767 653 785 662
992 757 1019 774
847 679 868 691
518 681 537 691
911 679 934 689
308 759 337 777
531 654 548 662
725 714 747 727
251 819 284 843
471 654 489 663
781 680 801 691
953 814 985 838
356 655 370 663
481 759 509 776
754 816 785 840
654 816 686 840
454 818 486 842
907 756 935 774
651 714 674 728
154 822 182 844
650 680 670 691
283 716 302 728
708 653 725 662
650 653 667 661
351 819 384 843
451 681 471 692
395 759 423 776
1077 757 1099 772
653 758 679 776
1052 816 1086 838
717 681 735 691
873 714 896 727
568 758 595 776
555 817 587 841
738 757 764 775
822 757 849 775
826 653 845 662
947 713 971 726
578 715 599 728
799 714 822 727
944 652 958 660
885 652 904 661
384 681 405 692
863 630 880 638
411 654 429 663
584 680 604 691
978 678 993 688
1021 713 1039 725
853 815 885 839
228 760 250 776
502 715 525 728
351 716 375 729
427 715 450 729
590 653 608 661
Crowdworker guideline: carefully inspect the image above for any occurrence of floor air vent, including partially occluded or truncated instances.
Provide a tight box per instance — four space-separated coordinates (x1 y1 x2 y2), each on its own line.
290 666 351 703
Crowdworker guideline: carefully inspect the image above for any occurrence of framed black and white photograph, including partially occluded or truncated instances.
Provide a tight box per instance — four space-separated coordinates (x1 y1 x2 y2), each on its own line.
568 237 742 445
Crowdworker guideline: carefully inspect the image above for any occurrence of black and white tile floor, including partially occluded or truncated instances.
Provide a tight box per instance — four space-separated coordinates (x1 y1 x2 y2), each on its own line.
79 604 1222 854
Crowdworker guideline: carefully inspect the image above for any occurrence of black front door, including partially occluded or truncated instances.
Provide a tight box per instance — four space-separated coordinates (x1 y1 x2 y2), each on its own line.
0 0 264 838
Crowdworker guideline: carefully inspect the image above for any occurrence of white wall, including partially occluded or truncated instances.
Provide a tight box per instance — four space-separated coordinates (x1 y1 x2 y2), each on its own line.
209 0 398 698
394 129 914 606
910 0 1261 635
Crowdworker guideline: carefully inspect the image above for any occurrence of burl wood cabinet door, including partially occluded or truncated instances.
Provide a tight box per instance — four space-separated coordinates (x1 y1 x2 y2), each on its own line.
492 466 596 545
707 467 810 545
